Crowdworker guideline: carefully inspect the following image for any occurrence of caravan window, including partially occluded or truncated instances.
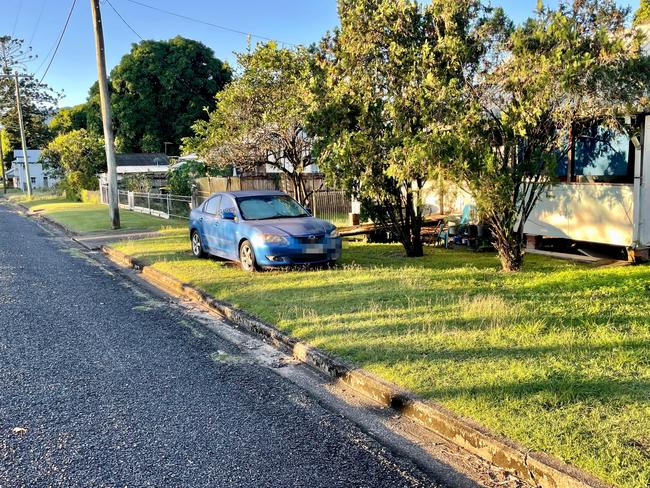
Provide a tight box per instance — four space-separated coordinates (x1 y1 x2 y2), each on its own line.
573 124 632 181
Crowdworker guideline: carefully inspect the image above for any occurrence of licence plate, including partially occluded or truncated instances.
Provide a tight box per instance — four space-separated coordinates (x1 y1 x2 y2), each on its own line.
304 244 325 254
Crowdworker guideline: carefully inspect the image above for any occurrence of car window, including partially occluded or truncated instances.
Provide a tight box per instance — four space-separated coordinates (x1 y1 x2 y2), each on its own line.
218 196 237 218
203 196 221 215
236 195 309 220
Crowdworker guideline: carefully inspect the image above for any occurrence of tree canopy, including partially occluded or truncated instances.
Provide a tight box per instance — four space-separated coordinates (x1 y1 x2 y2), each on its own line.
42 129 106 198
49 104 91 136
448 0 650 271
107 36 231 153
635 0 650 26
183 42 317 205
0 36 58 154
311 0 471 256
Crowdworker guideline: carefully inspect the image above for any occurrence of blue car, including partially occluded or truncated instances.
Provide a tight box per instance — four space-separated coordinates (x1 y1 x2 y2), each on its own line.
189 190 342 271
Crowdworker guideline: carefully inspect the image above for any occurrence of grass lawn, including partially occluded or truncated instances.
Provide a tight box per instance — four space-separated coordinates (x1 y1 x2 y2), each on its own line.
16 197 185 233
112 231 650 487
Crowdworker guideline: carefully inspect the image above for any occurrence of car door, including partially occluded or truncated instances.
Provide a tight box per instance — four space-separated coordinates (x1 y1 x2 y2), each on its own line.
216 195 239 260
200 195 221 252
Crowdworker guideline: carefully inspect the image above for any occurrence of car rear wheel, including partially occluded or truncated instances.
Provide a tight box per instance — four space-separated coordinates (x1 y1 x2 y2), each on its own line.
191 231 206 258
239 240 258 272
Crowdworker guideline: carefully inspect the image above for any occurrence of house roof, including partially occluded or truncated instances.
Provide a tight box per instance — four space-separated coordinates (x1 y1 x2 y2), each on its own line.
116 153 169 167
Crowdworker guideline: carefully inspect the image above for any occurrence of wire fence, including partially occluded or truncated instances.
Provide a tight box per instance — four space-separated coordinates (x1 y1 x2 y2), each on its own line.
101 185 353 226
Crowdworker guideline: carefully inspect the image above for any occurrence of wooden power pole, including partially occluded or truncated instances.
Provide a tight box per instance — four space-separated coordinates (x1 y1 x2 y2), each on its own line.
14 73 32 198
90 0 120 229
0 128 6 194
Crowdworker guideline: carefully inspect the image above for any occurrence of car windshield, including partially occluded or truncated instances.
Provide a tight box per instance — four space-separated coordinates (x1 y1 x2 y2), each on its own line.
236 195 309 220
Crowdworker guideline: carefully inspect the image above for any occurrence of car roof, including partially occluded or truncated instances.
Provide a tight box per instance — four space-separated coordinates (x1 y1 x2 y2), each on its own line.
211 190 287 198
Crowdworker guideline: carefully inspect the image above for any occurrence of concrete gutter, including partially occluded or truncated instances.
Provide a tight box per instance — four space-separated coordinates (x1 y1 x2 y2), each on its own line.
102 244 612 488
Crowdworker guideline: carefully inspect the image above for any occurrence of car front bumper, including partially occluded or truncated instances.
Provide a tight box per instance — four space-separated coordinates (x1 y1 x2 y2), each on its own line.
254 236 342 267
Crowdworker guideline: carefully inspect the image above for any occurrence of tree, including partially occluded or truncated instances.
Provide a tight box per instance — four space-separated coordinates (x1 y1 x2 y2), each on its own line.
109 36 231 153
42 129 106 199
0 127 13 171
635 0 650 26
451 0 650 271
49 104 90 135
183 42 317 205
0 36 57 150
310 0 466 257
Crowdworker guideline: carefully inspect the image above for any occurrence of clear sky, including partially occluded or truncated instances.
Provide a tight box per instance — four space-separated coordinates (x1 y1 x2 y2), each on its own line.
1 0 641 107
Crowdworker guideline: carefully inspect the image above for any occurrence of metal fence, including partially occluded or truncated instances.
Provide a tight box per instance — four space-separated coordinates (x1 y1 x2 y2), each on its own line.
102 186 193 220
101 185 352 226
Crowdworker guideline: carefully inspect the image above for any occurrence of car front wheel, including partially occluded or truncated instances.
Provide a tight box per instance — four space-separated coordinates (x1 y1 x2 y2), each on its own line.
191 231 206 258
239 240 258 272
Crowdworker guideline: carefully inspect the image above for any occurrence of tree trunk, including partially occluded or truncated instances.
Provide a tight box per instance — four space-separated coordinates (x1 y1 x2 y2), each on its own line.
402 232 423 257
400 190 424 257
493 231 524 272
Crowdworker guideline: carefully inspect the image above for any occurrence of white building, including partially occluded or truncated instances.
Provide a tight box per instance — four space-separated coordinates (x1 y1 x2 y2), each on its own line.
5 150 58 191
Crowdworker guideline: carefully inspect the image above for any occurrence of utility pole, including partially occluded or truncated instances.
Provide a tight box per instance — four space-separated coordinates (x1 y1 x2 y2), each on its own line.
14 73 32 198
90 0 120 229
0 127 6 194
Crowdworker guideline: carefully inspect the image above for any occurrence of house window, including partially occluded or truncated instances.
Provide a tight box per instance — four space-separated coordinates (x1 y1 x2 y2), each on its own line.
572 124 633 182
30 177 36 185
43 176 49 188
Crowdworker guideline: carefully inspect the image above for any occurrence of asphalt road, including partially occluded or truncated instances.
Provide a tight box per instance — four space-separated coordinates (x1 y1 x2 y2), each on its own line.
0 204 441 487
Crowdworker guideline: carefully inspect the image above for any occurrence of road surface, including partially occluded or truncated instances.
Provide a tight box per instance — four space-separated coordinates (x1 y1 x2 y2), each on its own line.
0 204 442 487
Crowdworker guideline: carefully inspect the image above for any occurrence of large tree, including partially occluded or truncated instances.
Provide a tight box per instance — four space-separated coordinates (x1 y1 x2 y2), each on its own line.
0 36 57 155
310 0 467 257
183 42 317 205
450 0 650 271
108 36 231 153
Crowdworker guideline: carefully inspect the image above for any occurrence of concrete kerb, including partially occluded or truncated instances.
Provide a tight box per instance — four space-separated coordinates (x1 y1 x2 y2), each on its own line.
101 244 611 488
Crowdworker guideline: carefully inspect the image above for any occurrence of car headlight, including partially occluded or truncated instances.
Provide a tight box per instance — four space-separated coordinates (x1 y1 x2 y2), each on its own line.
255 234 289 246
329 229 340 238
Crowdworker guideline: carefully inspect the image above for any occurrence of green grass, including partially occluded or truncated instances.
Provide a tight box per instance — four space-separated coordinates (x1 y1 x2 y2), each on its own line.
18 197 185 233
112 231 650 487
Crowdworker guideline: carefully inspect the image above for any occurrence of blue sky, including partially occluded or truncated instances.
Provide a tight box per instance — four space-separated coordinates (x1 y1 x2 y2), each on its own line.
2 0 641 106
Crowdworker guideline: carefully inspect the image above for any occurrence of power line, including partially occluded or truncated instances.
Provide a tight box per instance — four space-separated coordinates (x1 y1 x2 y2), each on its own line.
105 0 143 40
11 0 24 38
124 0 296 47
29 0 49 45
40 0 77 83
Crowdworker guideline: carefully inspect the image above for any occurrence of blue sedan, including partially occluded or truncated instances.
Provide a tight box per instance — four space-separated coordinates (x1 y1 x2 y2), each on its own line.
189 190 342 271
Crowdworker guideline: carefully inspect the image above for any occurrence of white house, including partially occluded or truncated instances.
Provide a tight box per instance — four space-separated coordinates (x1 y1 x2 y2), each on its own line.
6 150 58 191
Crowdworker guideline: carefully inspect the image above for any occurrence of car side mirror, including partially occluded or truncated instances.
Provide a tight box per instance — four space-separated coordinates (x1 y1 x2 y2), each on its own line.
222 210 236 220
